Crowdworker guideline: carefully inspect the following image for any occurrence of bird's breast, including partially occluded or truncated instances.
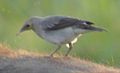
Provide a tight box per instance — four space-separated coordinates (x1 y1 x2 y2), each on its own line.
39 27 80 45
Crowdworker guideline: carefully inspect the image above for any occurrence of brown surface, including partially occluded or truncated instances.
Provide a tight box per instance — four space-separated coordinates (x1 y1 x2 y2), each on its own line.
0 44 120 73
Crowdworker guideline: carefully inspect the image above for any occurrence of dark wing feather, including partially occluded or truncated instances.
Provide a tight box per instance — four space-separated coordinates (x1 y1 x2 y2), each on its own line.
46 17 94 30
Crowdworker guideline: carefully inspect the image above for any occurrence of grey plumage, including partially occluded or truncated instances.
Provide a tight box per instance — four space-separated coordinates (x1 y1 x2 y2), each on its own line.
18 16 106 56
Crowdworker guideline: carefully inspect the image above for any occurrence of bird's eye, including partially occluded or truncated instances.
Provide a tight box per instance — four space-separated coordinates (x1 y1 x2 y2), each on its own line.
26 24 30 27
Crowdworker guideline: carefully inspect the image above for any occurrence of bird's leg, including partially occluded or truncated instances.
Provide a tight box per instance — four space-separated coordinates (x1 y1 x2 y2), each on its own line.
49 45 61 57
65 43 73 56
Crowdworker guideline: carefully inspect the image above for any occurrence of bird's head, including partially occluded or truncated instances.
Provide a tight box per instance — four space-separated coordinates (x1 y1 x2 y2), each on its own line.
17 19 32 36
17 16 43 36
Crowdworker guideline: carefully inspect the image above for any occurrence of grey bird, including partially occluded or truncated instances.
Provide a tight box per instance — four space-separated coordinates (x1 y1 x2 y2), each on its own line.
17 16 106 56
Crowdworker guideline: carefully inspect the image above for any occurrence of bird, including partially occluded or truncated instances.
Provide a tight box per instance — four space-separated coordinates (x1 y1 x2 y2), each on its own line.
17 15 106 57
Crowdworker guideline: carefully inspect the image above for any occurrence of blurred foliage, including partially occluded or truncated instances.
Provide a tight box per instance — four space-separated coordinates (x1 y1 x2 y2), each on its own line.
0 0 120 67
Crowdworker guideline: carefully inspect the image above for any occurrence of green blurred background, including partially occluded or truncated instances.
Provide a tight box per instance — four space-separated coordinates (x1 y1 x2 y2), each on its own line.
0 0 120 67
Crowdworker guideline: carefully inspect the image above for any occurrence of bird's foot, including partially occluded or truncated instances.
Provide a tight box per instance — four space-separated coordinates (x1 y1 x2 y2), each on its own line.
49 53 54 57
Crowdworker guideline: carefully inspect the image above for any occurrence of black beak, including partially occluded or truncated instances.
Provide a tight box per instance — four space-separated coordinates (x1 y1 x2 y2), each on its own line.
16 26 26 36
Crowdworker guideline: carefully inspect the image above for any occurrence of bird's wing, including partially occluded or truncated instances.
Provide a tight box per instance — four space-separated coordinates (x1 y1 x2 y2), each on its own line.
42 16 94 30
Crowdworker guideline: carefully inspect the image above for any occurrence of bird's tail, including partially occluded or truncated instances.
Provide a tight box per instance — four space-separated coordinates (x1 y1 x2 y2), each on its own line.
89 26 107 32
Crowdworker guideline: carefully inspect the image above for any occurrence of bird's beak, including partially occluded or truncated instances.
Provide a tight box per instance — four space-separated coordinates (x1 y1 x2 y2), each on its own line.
16 26 26 36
